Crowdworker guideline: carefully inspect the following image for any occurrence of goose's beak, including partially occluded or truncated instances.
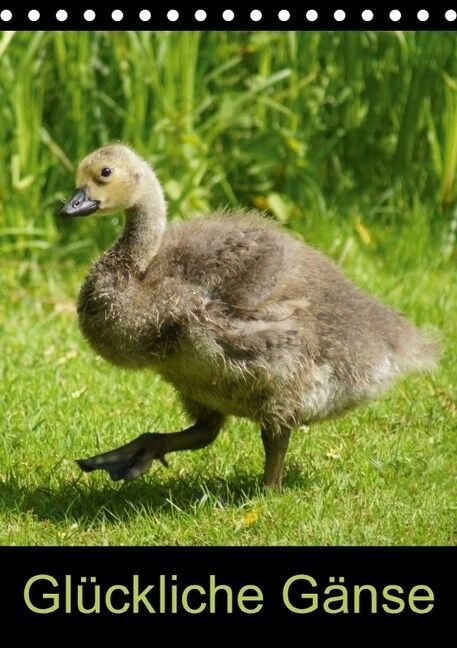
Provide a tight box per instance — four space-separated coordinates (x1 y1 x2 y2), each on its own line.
60 187 99 218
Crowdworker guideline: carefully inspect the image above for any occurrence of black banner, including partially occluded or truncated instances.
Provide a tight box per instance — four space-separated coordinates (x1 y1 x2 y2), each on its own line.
1 546 453 635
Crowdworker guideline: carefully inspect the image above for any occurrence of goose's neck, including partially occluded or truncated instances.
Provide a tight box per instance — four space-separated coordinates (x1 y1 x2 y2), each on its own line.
111 177 166 274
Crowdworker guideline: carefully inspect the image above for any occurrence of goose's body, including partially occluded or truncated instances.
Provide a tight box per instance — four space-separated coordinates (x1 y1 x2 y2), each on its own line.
61 144 440 489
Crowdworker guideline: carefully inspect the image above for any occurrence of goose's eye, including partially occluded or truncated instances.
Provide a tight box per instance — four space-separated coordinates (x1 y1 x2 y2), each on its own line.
101 167 112 178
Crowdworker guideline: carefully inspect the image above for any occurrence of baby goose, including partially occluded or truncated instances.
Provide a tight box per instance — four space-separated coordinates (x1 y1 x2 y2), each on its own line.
61 144 440 490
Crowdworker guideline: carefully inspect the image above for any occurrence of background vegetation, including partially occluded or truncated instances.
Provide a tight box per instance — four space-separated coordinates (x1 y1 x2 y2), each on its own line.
0 31 455 545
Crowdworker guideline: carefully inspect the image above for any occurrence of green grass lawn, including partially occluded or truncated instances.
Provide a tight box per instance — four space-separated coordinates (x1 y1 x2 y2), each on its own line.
1 216 455 546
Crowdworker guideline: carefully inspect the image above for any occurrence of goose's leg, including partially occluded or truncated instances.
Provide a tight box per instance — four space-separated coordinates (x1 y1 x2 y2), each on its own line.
77 412 225 482
261 428 291 490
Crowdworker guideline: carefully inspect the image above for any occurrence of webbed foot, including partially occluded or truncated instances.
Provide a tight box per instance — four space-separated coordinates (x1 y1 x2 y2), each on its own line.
76 432 168 482
77 414 224 485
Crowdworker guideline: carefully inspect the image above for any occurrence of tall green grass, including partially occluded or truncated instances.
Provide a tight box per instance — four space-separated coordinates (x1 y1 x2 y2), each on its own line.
1 31 457 264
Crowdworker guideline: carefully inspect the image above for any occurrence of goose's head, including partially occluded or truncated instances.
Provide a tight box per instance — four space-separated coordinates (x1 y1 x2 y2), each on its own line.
61 144 163 219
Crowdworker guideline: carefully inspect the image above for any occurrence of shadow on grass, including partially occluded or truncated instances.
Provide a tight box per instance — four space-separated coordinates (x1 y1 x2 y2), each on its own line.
0 472 267 525
0 461 312 530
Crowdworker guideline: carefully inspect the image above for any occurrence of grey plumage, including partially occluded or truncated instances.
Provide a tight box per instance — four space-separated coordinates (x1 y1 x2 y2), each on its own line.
61 144 440 490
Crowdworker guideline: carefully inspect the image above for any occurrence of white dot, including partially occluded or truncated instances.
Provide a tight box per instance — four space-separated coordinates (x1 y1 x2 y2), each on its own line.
195 9 206 21
84 10 96 21
0 9 12 21
278 10 290 21
306 9 318 21
251 9 262 21
28 9 40 21
112 10 123 21
139 10 151 21
334 9 345 21
362 9 373 21
167 9 179 21
56 9 67 21
445 9 456 21
417 9 429 21
223 9 234 21
390 9 401 21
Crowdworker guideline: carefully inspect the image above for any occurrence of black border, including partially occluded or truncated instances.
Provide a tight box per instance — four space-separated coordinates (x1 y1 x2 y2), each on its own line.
0 4 456 31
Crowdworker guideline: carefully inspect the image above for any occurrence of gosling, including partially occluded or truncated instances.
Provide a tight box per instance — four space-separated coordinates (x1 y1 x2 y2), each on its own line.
60 144 440 490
